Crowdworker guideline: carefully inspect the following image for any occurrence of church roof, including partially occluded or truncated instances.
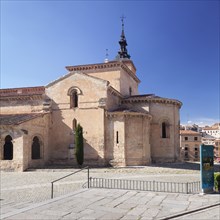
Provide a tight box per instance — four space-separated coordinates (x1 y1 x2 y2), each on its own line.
0 113 46 125
122 94 182 107
0 86 45 100
46 71 109 88
65 60 140 83
0 86 45 96
180 130 201 135
107 107 152 119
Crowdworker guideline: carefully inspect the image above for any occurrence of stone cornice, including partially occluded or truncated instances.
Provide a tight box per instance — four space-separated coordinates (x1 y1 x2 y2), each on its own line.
106 111 152 119
46 71 109 88
120 63 140 83
122 96 182 108
108 86 123 98
66 61 140 83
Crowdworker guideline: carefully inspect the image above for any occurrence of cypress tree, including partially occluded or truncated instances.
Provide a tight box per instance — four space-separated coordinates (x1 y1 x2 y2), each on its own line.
75 123 84 166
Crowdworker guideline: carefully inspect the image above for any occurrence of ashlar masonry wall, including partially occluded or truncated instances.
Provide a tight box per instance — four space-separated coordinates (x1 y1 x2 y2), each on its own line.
149 102 180 162
45 72 109 166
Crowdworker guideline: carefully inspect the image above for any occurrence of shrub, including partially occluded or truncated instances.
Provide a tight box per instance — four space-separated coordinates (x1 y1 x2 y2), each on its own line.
75 124 84 166
214 173 220 191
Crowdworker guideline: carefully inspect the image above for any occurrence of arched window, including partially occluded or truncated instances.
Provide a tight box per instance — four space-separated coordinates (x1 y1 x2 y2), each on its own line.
73 119 77 131
3 135 13 160
32 136 41 159
67 87 82 109
161 121 170 138
70 90 78 108
162 122 167 138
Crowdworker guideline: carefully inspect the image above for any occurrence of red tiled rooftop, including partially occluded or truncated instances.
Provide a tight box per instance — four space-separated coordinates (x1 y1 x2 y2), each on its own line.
180 130 201 135
0 86 45 97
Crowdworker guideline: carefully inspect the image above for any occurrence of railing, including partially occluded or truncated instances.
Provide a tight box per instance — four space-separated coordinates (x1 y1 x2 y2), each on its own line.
89 177 201 194
51 166 89 199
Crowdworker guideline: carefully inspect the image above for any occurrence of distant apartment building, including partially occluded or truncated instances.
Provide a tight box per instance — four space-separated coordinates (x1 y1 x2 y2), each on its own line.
180 122 220 161
201 133 215 145
202 123 220 139
180 130 202 161
202 123 220 159
214 139 220 159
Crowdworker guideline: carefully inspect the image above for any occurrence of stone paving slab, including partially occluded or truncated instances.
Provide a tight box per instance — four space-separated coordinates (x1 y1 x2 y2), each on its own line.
1 188 220 220
1 163 220 219
172 206 220 219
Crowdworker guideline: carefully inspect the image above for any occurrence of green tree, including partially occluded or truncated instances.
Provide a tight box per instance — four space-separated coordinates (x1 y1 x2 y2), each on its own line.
75 124 84 166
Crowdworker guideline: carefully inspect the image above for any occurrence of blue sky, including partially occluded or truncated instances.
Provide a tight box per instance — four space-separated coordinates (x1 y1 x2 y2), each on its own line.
1 0 219 126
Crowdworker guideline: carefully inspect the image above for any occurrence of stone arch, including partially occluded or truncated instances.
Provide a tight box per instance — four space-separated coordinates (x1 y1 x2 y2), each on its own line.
67 86 82 96
67 86 82 108
3 135 13 160
158 118 170 138
31 135 43 159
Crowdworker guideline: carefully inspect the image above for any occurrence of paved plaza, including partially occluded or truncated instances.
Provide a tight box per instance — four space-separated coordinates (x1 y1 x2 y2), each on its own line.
1 163 220 219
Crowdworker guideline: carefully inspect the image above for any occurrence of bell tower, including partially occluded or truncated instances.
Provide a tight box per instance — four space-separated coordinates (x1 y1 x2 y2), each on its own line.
116 16 131 60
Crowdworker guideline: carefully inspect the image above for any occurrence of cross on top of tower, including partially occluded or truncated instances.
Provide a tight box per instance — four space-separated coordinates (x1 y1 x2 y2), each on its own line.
116 15 131 60
120 15 126 30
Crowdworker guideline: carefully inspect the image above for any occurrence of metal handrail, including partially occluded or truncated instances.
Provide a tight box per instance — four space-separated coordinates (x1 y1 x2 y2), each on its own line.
51 166 89 199
89 177 201 194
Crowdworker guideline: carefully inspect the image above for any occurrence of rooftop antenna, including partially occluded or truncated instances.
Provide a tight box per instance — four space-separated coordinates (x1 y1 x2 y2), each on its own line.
104 49 109 63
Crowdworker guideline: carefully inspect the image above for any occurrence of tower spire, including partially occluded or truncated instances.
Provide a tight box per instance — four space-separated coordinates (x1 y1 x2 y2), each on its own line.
117 15 131 60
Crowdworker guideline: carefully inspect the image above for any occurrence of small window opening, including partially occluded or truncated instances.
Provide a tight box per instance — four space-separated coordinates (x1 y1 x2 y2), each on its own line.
162 122 167 138
70 91 78 108
194 137 198 141
116 131 119 144
129 87 132 96
32 136 41 159
185 137 188 141
72 119 77 144
3 135 13 160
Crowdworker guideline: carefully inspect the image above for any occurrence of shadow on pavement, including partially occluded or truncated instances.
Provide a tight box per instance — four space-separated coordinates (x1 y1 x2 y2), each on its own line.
148 162 220 172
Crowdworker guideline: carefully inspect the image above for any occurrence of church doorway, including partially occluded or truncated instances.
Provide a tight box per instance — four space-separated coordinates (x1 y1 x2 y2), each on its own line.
31 136 41 159
3 135 13 160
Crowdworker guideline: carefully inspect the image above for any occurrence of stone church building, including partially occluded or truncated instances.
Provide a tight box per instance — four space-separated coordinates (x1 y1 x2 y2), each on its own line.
0 22 182 171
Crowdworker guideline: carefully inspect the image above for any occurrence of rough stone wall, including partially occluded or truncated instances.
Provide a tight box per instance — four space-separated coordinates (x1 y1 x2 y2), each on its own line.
0 99 44 114
149 102 180 162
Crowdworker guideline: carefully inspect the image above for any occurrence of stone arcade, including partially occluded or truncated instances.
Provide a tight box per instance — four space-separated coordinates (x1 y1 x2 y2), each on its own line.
0 21 182 171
